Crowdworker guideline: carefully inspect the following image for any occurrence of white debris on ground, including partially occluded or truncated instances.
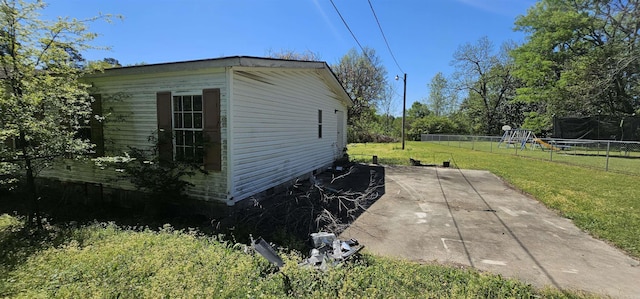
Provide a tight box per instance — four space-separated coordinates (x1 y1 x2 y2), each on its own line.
251 232 364 271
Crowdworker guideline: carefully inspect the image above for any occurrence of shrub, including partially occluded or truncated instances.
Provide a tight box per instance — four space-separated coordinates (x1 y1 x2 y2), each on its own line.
348 129 397 143
407 116 459 140
94 146 201 202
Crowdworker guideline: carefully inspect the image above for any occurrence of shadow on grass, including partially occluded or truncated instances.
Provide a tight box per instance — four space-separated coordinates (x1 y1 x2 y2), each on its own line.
0 215 82 284
0 163 385 253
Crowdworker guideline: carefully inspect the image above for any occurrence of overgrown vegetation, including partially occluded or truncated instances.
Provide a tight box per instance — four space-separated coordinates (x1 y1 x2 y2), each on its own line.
94 144 200 202
0 0 117 228
349 141 640 258
0 215 592 298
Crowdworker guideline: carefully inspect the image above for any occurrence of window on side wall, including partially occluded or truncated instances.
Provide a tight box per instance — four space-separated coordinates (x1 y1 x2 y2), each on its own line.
75 94 104 157
318 109 322 138
172 95 204 163
157 89 221 171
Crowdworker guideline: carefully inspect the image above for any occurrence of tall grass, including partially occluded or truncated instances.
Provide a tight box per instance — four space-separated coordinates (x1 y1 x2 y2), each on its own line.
0 217 589 298
349 142 640 258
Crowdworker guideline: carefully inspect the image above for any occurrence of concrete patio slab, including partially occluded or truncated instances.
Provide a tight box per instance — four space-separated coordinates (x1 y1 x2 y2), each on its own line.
340 166 640 298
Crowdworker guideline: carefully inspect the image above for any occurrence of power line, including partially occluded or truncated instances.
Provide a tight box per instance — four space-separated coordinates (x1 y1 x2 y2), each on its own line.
328 0 372 63
367 0 404 74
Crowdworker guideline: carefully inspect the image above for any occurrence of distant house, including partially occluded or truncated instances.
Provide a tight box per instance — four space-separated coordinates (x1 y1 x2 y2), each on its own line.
42 56 352 205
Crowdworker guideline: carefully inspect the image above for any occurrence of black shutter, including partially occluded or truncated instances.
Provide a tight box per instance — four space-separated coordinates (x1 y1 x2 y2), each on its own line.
203 88 221 171
156 91 173 164
90 94 104 156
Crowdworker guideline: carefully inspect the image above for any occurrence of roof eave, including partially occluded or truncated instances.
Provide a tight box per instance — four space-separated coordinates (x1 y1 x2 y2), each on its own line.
84 56 353 106
321 62 353 107
86 56 329 78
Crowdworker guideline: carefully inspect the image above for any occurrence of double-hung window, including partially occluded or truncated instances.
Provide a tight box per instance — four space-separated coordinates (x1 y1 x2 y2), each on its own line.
172 95 204 162
157 89 220 171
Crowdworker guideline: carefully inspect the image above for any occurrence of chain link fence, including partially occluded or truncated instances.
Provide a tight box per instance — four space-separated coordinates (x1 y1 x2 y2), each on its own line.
421 134 640 176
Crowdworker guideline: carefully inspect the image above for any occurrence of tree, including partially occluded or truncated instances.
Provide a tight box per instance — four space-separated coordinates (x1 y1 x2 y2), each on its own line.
427 72 456 116
102 57 121 67
451 37 519 134
266 48 321 61
513 0 640 118
406 101 431 119
376 84 398 137
332 48 388 142
0 0 114 227
407 116 459 141
404 101 431 140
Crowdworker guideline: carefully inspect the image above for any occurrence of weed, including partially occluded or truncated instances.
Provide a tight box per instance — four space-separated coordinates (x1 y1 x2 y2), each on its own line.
0 216 594 298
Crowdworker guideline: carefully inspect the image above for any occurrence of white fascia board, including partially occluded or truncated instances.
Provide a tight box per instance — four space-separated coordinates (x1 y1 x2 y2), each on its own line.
86 56 352 107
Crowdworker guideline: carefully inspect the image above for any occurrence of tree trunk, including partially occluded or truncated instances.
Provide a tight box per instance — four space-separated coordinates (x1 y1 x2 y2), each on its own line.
20 129 41 229
24 157 41 229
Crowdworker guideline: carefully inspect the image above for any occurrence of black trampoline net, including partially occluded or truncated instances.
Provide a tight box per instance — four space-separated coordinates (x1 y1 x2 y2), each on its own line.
553 116 640 141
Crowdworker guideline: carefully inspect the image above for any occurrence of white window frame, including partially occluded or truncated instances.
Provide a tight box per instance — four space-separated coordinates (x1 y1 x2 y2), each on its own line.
171 92 204 162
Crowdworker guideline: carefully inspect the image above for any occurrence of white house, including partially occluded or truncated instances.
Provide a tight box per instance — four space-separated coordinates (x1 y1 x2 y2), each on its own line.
43 56 352 205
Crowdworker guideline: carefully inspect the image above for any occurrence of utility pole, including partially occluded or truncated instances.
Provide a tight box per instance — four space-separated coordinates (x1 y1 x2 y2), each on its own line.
396 73 407 150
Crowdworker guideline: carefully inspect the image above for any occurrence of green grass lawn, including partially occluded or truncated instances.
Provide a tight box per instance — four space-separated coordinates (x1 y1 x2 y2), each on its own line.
2 141 632 298
0 216 591 298
412 139 640 175
349 141 640 258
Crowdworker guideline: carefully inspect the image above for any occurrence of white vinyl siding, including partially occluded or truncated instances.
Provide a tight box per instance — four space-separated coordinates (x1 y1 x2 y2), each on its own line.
39 58 350 205
230 68 346 201
41 69 230 201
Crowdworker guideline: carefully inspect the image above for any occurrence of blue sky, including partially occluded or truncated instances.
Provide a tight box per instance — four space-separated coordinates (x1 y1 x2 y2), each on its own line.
43 0 536 114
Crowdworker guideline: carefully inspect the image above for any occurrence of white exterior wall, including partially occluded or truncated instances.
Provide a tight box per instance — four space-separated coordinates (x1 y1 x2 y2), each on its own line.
39 58 350 204
41 68 230 201
229 67 348 202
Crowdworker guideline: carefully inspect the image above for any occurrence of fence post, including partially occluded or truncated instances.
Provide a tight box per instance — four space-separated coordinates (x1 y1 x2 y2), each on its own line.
472 137 475 150
605 141 610 171
550 146 553 161
490 137 493 152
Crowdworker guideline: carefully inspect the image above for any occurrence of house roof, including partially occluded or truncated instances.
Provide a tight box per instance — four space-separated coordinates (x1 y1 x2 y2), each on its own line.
88 56 353 106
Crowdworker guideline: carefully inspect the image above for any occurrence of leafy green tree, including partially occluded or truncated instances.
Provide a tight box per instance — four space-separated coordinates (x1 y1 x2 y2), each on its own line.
0 0 114 227
458 84 537 135
404 101 430 139
332 47 388 142
427 72 456 116
407 116 459 141
513 0 640 118
449 110 473 135
451 37 519 135
99 57 121 68
521 111 552 135
406 101 431 119
376 84 398 137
